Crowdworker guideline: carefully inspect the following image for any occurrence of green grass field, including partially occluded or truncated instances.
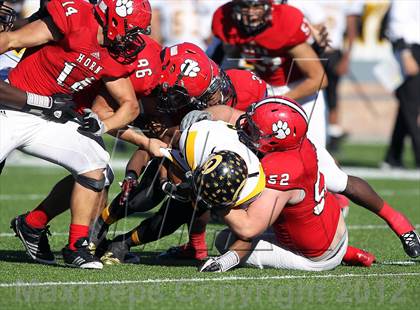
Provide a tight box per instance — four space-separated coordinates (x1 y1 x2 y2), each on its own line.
0 142 419 310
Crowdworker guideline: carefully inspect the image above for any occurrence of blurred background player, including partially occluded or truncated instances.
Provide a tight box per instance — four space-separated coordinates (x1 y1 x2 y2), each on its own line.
288 0 364 152
150 0 225 50
383 0 420 169
211 0 328 148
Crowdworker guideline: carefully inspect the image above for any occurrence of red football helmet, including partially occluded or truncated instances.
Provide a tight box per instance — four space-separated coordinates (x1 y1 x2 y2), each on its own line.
236 96 308 153
157 42 214 113
95 0 151 63
0 1 16 32
192 60 237 109
232 0 272 36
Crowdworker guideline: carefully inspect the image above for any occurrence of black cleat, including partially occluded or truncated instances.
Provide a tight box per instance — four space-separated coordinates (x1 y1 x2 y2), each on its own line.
400 230 420 258
62 238 103 269
10 214 56 265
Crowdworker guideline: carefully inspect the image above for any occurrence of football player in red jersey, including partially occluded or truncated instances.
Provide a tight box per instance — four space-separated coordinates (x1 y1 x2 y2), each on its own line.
212 0 328 147
91 46 419 263
200 97 359 271
0 0 161 269
6 30 170 267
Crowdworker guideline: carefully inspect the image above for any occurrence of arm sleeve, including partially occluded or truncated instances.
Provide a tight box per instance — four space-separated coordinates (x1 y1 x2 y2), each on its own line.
46 0 70 35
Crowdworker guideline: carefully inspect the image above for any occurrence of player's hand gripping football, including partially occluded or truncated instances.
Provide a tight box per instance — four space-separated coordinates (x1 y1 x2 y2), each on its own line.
119 171 138 207
77 108 107 137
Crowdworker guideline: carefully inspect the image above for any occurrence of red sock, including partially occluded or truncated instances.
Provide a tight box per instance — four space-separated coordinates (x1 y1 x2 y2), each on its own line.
343 245 360 262
68 224 89 251
189 231 207 250
343 246 376 267
189 231 208 260
378 202 414 236
25 208 49 229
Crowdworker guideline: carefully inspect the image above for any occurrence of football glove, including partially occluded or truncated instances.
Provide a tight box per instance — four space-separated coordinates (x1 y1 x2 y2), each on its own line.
44 94 81 123
198 251 240 272
77 109 107 137
180 110 212 131
119 171 139 207
25 93 80 123
161 180 191 202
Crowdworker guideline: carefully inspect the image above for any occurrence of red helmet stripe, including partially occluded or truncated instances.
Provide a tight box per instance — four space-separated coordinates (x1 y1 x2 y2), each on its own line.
253 96 308 124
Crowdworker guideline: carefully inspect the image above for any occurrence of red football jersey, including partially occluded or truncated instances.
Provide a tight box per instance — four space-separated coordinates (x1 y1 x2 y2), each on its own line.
226 69 267 111
129 36 162 97
212 3 310 86
74 35 162 112
261 138 340 257
8 0 133 96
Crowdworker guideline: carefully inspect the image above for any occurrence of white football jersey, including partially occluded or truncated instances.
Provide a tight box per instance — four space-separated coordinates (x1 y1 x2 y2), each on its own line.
178 120 265 207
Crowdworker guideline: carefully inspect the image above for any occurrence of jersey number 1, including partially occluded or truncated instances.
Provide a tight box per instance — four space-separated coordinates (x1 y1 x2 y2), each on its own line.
56 62 95 92
313 170 326 215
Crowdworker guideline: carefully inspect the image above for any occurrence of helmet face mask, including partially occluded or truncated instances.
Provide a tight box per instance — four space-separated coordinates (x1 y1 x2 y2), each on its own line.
232 0 272 36
192 151 248 210
195 68 237 109
95 0 151 63
0 2 16 32
156 83 192 113
107 26 147 64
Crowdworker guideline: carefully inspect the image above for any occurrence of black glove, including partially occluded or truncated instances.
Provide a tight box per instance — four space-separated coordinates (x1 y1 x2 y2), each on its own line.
198 258 223 272
119 171 138 207
42 94 80 124
77 108 107 137
161 180 192 202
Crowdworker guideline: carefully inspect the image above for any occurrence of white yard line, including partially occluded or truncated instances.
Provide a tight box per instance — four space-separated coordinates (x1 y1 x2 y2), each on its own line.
0 272 419 288
0 224 419 237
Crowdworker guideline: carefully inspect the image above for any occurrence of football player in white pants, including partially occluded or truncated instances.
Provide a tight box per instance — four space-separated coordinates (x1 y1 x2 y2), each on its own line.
199 97 348 272
198 96 419 272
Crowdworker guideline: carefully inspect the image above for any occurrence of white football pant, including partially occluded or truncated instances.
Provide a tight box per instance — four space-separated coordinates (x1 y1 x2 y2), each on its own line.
0 110 109 175
215 228 348 271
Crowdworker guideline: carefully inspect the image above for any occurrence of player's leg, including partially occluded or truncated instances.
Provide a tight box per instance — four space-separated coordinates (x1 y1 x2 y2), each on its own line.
215 228 348 271
13 120 109 268
90 158 166 251
157 210 210 261
300 91 327 148
344 176 419 257
0 111 59 264
316 143 420 257
0 110 40 165
101 199 203 264
0 159 5 175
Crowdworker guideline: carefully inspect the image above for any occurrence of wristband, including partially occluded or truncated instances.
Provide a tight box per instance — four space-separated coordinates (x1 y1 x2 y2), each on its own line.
216 250 240 272
26 92 52 109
